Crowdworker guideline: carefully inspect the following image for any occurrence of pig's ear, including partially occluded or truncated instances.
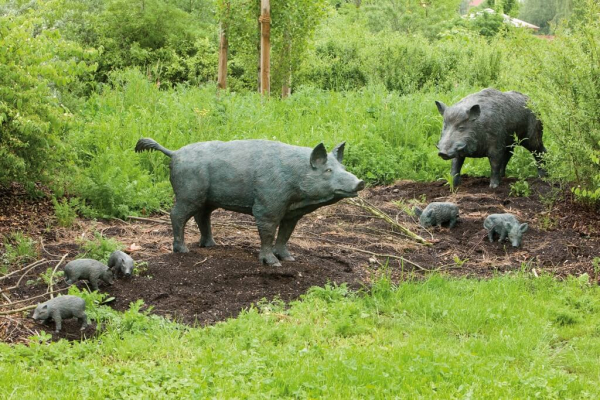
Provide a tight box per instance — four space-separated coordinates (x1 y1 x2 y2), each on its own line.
42 305 48 310
435 101 446 116
310 143 328 168
468 104 481 121
331 142 346 163
519 223 528 233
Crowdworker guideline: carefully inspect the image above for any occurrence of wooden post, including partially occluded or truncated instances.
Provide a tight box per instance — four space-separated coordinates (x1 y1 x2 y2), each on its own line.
259 0 271 95
217 3 229 90
217 23 228 89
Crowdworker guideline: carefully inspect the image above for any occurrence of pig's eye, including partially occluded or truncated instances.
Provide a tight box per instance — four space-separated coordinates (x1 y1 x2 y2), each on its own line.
458 126 465 131
325 168 332 173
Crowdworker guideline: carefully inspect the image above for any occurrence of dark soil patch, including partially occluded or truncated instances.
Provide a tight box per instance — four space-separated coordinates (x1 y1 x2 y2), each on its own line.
2 177 600 343
108 246 360 325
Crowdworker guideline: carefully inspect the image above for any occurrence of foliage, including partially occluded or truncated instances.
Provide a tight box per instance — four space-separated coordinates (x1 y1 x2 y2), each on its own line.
1 232 38 269
0 1 96 189
512 1 600 204
518 0 574 34
77 231 123 263
509 179 531 197
52 197 79 227
361 0 463 40
3 275 600 397
216 0 327 93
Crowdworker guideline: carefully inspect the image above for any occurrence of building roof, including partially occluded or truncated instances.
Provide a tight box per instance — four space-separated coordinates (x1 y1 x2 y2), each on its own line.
469 0 485 6
468 8 540 30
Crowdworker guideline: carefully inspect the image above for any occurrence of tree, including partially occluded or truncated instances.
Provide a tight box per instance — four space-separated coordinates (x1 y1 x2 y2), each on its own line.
0 2 96 189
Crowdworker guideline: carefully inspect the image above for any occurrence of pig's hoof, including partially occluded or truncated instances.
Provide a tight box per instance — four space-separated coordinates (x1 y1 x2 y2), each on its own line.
274 249 295 262
261 254 282 267
200 238 216 247
173 244 189 253
489 182 499 189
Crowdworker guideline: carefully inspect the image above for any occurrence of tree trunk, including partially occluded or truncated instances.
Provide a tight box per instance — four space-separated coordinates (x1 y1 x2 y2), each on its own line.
217 22 228 90
260 0 271 95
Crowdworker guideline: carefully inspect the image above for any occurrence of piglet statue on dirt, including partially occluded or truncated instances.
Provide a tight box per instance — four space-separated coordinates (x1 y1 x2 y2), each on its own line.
435 88 546 188
32 295 88 333
483 213 528 247
135 138 365 266
413 202 459 228
108 250 134 278
64 259 114 291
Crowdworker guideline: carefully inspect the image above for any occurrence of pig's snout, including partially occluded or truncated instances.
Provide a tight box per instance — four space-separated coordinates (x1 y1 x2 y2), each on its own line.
355 180 365 192
438 151 453 160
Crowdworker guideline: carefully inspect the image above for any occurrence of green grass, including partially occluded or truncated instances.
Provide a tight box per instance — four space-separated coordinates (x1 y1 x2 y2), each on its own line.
3 274 600 398
67 69 544 218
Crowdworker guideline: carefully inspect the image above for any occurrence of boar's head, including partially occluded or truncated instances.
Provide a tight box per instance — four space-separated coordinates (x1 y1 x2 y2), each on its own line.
33 303 50 321
300 143 365 202
435 101 481 160
508 222 528 247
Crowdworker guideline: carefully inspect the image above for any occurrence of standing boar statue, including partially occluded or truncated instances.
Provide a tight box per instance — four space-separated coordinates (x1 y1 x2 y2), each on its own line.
435 88 546 188
135 138 365 266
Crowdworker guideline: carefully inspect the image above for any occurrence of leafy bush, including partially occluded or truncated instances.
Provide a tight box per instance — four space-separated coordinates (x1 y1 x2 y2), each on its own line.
1 232 38 269
512 2 600 204
0 3 96 189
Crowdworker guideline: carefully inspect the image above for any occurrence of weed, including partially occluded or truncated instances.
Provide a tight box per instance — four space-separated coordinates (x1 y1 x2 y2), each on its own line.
453 255 469 267
440 172 458 194
509 179 531 197
78 232 123 263
133 261 149 277
52 197 79 227
1 232 38 268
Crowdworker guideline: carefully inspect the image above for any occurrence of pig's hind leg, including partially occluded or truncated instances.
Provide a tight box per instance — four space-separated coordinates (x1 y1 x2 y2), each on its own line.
194 208 216 247
274 218 300 262
171 201 197 253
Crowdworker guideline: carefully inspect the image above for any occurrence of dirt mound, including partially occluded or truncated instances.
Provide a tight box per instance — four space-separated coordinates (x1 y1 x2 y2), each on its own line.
2 177 599 342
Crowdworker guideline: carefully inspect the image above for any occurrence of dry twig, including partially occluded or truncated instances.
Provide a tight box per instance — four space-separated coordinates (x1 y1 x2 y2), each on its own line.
0 259 47 282
48 254 68 298
345 198 431 246
0 304 38 316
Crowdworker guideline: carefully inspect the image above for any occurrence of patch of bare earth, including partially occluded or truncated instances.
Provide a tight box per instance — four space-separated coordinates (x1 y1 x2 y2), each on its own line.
1 177 599 343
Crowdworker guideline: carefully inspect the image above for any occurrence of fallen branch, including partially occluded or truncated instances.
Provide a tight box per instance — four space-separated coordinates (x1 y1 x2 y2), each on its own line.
345 198 431 246
0 259 47 282
193 257 209 267
48 254 68 298
0 304 38 316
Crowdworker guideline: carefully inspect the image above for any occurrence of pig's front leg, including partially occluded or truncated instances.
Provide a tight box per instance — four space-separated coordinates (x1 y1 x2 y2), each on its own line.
274 218 300 262
254 211 282 267
488 157 503 188
451 157 465 187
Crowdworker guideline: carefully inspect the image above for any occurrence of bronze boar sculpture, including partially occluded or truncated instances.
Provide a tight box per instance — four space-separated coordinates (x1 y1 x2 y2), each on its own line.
435 88 547 188
135 138 365 266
